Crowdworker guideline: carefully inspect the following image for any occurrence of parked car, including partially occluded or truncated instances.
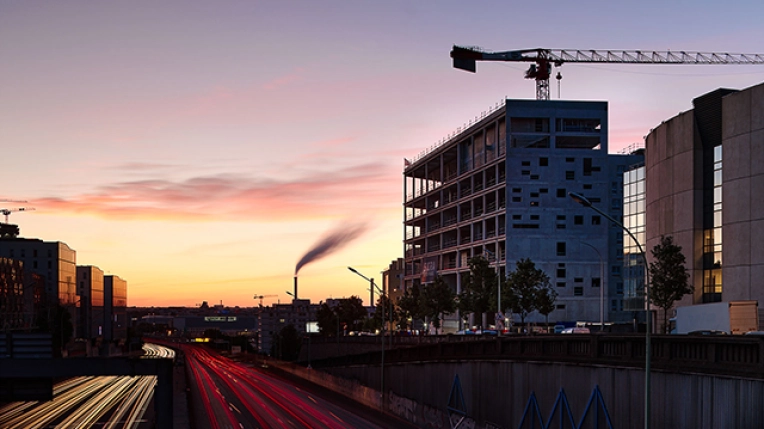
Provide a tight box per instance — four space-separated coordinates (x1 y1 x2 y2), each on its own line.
561 327 590 334
688 330 727 336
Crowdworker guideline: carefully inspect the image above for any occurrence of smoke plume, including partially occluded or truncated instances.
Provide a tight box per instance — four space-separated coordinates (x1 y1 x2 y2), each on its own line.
295 221 368 275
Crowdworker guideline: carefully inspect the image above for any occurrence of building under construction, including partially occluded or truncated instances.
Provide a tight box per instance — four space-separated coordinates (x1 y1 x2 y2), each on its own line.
403 99 643 329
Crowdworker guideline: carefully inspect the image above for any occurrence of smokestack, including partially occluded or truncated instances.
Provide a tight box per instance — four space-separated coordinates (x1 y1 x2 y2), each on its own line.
293 276 298 300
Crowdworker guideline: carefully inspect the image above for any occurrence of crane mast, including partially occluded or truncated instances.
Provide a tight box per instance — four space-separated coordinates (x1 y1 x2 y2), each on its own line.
451 46 764 100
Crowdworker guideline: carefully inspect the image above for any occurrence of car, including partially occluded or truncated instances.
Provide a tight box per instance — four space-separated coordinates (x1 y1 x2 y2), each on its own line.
553 325 566 334
561 327 590 334
688 330 728 335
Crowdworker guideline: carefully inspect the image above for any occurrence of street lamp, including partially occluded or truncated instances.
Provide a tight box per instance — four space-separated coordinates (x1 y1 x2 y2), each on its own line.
348 266 386 406
484 247 503 333
579 241 605 329
569 191 651 429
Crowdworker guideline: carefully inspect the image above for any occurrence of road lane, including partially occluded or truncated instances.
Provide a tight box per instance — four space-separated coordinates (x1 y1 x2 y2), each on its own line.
182 344 393 429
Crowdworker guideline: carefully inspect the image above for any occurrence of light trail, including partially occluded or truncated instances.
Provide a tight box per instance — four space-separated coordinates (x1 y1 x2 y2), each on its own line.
180 343 391 429
0 343 175 429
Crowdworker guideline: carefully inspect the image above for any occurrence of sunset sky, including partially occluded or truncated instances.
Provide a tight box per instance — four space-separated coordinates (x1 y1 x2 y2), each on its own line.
2 1 763 308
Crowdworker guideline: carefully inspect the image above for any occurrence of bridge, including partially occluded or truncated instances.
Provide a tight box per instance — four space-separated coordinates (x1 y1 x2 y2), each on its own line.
277 334 764 429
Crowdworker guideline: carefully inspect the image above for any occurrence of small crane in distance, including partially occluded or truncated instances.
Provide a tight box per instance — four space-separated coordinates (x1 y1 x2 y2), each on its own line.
1 207 35 224
450 46 764 100
253 294 278 307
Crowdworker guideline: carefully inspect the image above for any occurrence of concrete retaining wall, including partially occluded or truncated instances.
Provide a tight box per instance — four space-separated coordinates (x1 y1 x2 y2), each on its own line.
278 358 764 429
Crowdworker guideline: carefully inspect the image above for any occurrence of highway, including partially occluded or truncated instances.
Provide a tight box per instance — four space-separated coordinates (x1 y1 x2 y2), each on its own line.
0 343 174 429
182 344 404 429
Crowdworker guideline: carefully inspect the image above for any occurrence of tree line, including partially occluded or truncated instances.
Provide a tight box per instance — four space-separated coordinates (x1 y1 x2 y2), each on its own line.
313 235 691 336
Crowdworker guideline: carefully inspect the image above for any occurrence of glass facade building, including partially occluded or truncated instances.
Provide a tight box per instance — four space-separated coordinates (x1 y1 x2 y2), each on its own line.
622 165 646 314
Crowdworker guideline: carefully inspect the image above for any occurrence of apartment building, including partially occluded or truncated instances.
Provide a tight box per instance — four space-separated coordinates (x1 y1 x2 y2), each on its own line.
258 299 318 355
104 275 127 342
0 238 77 306
76 265 105 338
404 99 643 328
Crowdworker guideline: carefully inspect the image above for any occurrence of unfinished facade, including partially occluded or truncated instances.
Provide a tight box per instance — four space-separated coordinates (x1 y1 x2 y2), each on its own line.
404 99 643 329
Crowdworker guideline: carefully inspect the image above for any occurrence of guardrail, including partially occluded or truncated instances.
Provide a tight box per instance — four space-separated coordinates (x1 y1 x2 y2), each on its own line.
307 334 764 379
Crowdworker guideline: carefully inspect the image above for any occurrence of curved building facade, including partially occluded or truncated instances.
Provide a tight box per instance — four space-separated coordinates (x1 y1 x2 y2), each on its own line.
645 82 764 306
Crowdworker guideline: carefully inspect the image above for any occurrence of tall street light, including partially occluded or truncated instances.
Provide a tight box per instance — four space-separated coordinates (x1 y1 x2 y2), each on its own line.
484 247 503 333
569 192 651 429
347 266 386 406
579 241 605 328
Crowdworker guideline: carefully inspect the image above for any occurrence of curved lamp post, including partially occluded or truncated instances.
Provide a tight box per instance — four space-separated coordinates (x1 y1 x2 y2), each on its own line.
578 241 604 328
569 192 651 429
484 247 503 333
347 266 386 406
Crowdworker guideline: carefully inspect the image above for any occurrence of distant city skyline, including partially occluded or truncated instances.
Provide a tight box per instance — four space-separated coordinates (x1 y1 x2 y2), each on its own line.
2 1 763 307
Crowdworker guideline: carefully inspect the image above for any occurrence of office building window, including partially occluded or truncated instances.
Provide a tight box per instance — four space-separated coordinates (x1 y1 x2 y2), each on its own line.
557 242 566 256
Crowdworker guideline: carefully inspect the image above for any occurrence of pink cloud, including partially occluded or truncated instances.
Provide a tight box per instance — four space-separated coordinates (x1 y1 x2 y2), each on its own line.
32 163 399 222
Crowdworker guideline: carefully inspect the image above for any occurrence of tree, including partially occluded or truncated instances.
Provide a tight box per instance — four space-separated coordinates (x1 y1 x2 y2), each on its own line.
505 259 550 332
372 294 399 332
458 256 496 329
419 276 456 330
316 296 367 335
336 296 367 333
316 303 339 337
649 235 692 333
273 324 302 361
535 284 558 327
397 285 422 330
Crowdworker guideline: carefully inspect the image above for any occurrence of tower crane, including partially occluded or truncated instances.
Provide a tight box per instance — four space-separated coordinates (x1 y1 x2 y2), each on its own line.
253 294 277 307
450 46 764 100
1 207 35 224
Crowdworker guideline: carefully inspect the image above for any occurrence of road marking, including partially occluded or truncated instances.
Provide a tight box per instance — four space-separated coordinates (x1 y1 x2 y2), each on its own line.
330 412 344 424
